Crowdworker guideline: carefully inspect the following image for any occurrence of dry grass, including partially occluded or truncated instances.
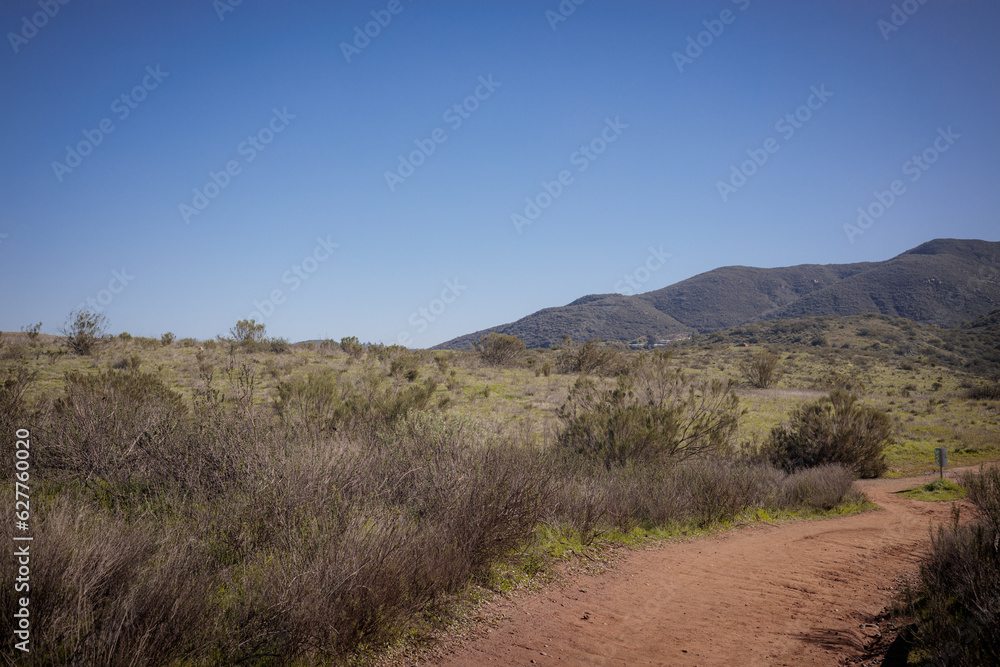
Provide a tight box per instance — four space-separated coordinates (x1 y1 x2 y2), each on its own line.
2 369 550 664
897 465 1000 665
0 330 994 664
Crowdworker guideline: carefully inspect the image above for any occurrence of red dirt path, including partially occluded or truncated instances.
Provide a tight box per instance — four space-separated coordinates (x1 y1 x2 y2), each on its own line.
414 471 971 667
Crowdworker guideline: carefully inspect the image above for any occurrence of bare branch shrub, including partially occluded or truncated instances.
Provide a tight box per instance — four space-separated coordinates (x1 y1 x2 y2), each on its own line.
388 351 422 380
0 361 37 436
340 335 364 360
738 348 781 388
557 350 743 468
229 319 266 348
274 369 348 440
779 464 857 510
899 466 1000 665
556 337 627 375
21 322 42 340
0 501 211 665
43 369 192 501
473 332 526 367
59 309 108 356
966 377 1000 400
545 457 856 537
962 464 1000 538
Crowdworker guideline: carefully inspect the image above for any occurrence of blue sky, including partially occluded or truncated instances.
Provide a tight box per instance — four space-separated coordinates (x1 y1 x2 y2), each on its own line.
1 0 997 347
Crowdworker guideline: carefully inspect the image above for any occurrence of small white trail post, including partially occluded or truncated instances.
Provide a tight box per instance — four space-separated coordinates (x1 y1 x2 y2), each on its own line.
935 447 947 480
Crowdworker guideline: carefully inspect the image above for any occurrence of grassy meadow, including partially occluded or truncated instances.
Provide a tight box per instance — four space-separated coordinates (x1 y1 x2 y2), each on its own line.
1 312 998 664
14 313 996 477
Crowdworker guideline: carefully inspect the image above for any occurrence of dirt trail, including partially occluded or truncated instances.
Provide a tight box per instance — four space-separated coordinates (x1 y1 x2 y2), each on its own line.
418 470 973 667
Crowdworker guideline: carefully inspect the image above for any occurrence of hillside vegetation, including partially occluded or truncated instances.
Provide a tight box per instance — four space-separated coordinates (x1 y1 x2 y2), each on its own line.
702 311 1000 376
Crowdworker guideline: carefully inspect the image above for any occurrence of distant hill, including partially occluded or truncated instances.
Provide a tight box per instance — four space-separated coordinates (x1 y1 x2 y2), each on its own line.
434 239 1000 349
635 262 873 332
437 293 688 350
763 239 1000 327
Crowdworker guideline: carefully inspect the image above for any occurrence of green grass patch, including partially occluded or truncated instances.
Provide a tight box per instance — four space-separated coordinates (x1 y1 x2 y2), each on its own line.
897 478 966 502
522 494 876 569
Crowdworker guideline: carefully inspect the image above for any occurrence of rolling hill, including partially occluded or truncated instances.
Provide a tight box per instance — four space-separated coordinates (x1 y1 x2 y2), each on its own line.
435 239 1000 349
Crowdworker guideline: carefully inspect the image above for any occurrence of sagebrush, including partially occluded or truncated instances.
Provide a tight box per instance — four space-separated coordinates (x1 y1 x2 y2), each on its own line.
762 388 891 478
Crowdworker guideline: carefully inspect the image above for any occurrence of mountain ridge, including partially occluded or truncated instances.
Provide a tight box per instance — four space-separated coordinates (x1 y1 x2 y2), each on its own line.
433 239 1000 350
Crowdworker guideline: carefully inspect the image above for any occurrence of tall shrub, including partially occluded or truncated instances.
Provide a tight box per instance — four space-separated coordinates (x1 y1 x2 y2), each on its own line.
763 388 891 478
557 350 742 468
59 309 108 356
474 333 526 367
738 348 781 389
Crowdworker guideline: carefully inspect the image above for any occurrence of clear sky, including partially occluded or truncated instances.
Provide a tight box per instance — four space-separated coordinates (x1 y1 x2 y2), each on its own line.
1 0 998 347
